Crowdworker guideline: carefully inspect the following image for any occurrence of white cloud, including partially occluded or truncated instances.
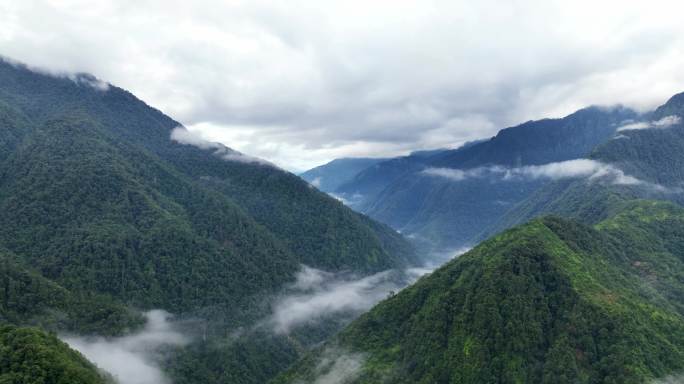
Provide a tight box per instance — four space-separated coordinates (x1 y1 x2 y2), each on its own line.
267 265 430 334
170 126 276 166
2 1 684 170
310 177 322 188
422 167 480 181
422 159 661 188
309 348 366 384
651 374 684 384
62 310 190 384
508 159 642 184
171 125 222 150
618 115 682 131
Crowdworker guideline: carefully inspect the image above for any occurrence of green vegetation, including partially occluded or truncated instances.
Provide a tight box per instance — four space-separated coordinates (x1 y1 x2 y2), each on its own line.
277 201 684 383
0 59 416 383
333 106 637 252
2 57 684 384
488 92 684 236
0 325 111 384
0 249 142 335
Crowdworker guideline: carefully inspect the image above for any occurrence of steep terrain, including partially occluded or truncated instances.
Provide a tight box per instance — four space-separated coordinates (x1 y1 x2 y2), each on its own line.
0 325 112 384
277 200 684 384
488 92 684 236
300 157 388 193
0 58 416 384
328 106 636 252
334 148 451 210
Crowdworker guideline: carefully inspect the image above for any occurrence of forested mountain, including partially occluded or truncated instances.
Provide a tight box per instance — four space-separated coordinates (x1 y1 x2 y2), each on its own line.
0 325 112 384
488 92 684 236
314 106 636 252
276 200 684 384
332 148 451 210
4 54 684 384
0 58 417 383
300 157 387 193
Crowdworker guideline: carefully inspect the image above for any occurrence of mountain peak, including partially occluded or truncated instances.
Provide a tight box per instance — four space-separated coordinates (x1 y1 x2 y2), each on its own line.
653 91 684 118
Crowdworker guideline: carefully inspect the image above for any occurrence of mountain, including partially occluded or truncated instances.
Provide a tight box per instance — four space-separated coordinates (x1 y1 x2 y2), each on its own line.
276 200 684 384
0 248 142 336
337 106 637 253
0 58 417 383
299 157 388 193
333 148 452 210
0 325 111 384
487 92 684 237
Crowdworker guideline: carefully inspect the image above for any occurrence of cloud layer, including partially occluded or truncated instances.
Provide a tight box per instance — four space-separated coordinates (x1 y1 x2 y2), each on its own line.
617 115 682 131
422 159 651 187
2 1 684 170
62 310 190 384
171 126 274 166
309 348 366 384
267 265 431 334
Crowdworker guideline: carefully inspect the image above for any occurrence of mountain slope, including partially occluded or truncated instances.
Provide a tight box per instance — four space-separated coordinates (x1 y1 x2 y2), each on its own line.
300 158 388 193
0 249 142 336
353 106 636 252
488 92 684 236
276 200 684 384
0 325 111 384
0 59 416 277
0 58 417 384
334 148 451 210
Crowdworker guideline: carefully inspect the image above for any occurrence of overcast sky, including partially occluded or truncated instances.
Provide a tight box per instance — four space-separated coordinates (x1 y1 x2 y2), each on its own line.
2 0 684 171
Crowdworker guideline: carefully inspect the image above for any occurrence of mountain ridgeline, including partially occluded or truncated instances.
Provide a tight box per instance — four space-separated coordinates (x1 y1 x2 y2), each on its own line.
0 325 111 384
0 58 417 383
300 157 388 193
276 200 684 384
307 106 637 253
487 91 684 236
0 58 416 310
3 54 684 384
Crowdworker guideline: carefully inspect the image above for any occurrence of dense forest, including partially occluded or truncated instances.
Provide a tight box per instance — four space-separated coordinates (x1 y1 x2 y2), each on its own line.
315 106 638 252
276 200 684 384
0 58 416 384
2 56 684 384
487 92 684 237
0 325 111 384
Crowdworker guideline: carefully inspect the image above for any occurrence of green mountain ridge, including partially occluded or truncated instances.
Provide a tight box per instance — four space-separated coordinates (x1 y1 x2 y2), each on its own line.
0 324 112 384
318 105 638 253
0 58 416 384
486 92 684 237
276 200 684 384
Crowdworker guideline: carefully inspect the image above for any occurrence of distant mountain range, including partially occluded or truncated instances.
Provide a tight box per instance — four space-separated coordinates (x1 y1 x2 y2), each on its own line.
302 104 658 253
300 157 389 192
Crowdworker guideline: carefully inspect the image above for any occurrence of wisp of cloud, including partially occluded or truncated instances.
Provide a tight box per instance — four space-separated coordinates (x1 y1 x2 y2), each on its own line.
422 159 668 190
309 347 366 384
171 126 275 166
267 265 431 334
617 115 682 131
62 310 189 384
650 373 684 384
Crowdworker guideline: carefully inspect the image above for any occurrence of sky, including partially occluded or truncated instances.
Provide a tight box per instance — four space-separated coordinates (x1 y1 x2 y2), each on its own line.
1 0 684 171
